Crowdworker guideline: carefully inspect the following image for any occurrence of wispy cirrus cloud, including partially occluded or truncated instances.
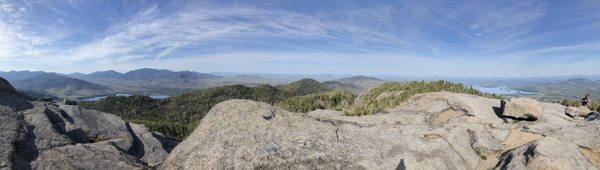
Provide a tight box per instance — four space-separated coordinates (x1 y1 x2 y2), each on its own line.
1 0 600 76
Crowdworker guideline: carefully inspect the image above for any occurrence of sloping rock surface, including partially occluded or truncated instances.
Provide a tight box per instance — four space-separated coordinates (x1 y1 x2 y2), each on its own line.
495 137 596 170
31 142 145 170
0 77 31 112
0 111 22 169
163 92 599 170
129 123 179 167
0 77 29 169
0 77 179 169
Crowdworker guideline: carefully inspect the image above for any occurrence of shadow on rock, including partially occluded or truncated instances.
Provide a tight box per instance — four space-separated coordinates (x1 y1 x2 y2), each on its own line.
126 122 145 159
493 100 538 122
12 124 38 170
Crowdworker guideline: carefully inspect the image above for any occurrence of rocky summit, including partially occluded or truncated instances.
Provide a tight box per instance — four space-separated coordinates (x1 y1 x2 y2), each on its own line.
2 75 600 169
163 92 600 170
0 78 178 169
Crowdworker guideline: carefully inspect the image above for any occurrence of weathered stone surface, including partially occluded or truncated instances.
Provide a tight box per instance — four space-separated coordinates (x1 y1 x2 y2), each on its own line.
0 78 176 168
396 92 505 126
25 105 74 149
163 100 365 169
565 106 592 118
58 104 133 150
503 98 543 119
588 111 600 121
0 111 23 169
163 98 487 169
163 92 600 169
31 142 146 170
129 123 179 167
13 105 74 166
495 137 597 170
0 77 32 112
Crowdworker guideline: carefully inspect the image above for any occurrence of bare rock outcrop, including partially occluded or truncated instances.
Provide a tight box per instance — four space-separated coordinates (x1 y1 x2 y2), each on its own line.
0 77 31 112
163 92 598 170
502 98 542 119
495 137 596 170
129 123 179 167
57 104 134 150
31 141 145 169
0 77 29 169
0 111 23 169
0 78 179 169
565 106 592 118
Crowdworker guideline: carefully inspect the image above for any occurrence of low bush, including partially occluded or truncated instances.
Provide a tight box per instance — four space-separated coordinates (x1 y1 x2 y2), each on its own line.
347 80 500 116
278 90 356 113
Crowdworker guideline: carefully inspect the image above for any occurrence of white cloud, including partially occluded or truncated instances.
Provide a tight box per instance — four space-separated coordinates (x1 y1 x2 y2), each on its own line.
1 0 600 77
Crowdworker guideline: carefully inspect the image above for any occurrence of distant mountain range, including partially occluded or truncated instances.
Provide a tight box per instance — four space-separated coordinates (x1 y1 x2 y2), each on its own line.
3 68 346 99
72 68 220 80
69 68 288 95
0 71 111 99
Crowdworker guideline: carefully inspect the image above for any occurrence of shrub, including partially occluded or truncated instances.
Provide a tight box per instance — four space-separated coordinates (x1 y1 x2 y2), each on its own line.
347 80 500 116
278 90 356 113
559 99 600 111
129 119 192 141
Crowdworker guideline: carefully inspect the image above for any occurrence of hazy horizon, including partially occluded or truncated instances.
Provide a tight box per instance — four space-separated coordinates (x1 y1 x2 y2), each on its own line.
1 0 599 77
4 67 600 79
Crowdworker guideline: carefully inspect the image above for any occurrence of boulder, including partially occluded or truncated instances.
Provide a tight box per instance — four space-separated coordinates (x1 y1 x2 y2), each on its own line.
495 137 596 170
62 99 78 105
31 142 146 169
502 98 542 119
128 123 179 167
565 106 592 118
397 92 505 126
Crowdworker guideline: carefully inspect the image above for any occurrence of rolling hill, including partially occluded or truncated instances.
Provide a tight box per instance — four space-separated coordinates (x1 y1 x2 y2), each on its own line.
0 71 111 99
278 78 331 95
322 76 385 94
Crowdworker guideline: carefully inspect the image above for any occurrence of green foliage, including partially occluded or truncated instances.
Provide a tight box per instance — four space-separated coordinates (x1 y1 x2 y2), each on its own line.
80 95 163 120
129 119 193 141
559 99 600 111
278 78 331 96
277 90 356 113
80 80 331 140
161 84 291 122
347 80 501 116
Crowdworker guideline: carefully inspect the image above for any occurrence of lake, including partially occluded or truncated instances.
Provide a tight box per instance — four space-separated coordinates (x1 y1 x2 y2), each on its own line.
472 85 536 95
80 94 170 102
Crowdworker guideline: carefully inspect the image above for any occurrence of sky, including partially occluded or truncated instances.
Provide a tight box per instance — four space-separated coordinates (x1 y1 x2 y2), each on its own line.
0 0 599 77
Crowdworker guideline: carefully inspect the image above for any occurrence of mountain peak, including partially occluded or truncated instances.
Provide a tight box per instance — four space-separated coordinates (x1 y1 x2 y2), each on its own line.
279 78 330 95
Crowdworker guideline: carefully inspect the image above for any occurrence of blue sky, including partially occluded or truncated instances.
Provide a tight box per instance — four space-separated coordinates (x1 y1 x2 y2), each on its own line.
0 0 599 77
